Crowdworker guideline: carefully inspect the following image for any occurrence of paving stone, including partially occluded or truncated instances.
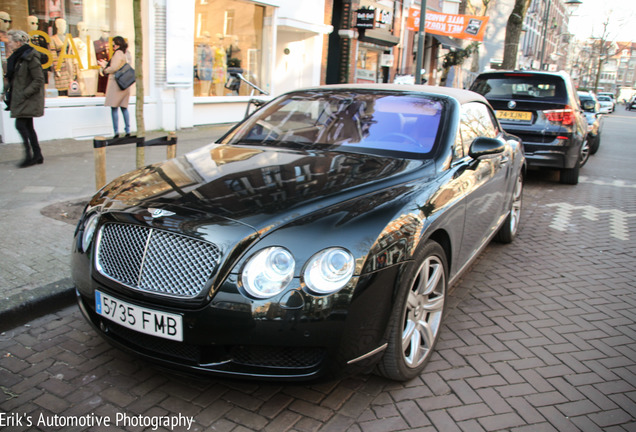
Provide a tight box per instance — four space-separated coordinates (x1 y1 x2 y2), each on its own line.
2 118 636 431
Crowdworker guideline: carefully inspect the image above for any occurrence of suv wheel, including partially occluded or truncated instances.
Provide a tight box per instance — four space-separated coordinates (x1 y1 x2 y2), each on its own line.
560 153 581 185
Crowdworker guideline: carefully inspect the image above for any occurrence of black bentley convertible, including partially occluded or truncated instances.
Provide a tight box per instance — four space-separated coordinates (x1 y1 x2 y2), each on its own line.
72 84 525 381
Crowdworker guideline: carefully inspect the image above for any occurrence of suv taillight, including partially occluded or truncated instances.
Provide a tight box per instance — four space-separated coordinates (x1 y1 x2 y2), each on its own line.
544 106 575 126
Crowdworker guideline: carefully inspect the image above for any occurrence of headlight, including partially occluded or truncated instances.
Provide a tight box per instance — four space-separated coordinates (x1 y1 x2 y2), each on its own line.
303 248 355 295
241 247 295 299
81 213 100 251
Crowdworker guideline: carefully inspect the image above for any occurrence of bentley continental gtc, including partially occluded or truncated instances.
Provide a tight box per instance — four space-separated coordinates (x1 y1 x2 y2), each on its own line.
72 84 525 381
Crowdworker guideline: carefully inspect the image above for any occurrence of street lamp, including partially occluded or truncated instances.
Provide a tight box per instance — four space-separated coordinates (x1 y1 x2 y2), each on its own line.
539 0 583 70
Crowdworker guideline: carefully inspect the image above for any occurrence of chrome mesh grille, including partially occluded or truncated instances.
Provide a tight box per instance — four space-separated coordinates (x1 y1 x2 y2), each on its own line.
96 223 221 298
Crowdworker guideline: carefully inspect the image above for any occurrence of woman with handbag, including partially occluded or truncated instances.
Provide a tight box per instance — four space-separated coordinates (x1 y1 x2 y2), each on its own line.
2 30 45 168
98 36 132 138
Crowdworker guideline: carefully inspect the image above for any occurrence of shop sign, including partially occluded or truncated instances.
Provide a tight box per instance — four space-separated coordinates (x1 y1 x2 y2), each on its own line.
380 53 394 67
356 8 376 29
407 9 489 42
28 31 102 71
355 69 376 84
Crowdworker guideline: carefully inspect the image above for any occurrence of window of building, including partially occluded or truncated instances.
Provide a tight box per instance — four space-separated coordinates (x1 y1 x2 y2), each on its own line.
194 0 271 97
0 1 135 98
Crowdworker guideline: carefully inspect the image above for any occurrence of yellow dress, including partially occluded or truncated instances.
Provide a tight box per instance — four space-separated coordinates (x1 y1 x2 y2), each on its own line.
212 47 227 84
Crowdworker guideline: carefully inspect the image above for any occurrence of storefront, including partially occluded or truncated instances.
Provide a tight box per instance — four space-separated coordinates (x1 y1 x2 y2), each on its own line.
0 0 330 145
353 1 399 84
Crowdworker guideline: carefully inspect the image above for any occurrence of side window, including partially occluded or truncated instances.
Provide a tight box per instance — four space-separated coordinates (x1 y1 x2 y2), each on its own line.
459 102 498 155
453 127 464 160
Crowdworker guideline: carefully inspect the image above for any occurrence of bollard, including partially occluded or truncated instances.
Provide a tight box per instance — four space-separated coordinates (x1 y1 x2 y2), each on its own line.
92 133 177 190
166 131 177 159
93 136 107 190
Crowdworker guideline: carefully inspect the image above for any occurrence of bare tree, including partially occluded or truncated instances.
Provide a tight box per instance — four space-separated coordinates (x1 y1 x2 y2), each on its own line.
593 18 611 93
133 0 145 167
501 0 531 69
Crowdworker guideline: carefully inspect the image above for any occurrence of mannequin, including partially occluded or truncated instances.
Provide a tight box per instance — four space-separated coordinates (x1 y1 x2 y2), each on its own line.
74 21 97 96
94 25 110 94
212 33 227 96
0 11 12 70
197 31 213 96
50 18 72 96
28 16 49 84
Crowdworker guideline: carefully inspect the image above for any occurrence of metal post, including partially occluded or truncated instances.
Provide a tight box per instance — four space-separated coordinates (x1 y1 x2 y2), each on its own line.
539 0 552 70
414 0 427 84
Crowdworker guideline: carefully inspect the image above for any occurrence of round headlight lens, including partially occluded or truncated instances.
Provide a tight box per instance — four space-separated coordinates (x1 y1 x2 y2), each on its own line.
304 248 355 295
81 213 100 251
241 247 295 299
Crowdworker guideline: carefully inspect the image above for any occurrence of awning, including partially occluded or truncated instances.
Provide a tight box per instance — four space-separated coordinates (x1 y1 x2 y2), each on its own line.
432 34 462 50
357 29 400 47
277 17 333 35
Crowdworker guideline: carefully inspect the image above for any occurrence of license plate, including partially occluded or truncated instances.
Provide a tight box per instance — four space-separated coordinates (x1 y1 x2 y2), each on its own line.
496 110 532 121
95 290 183 341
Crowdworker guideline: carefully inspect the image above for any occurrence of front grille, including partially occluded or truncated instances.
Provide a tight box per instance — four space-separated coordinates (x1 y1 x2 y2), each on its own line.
96 223 221 298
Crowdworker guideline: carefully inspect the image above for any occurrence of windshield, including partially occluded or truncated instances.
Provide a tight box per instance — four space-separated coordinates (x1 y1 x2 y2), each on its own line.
472 74 568 104
222 90 444 157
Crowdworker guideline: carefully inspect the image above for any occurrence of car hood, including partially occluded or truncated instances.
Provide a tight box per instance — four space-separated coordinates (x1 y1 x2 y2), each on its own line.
92 142 432 234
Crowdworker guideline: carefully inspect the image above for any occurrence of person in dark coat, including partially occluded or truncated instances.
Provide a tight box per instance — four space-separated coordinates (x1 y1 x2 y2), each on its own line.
3 29 45 167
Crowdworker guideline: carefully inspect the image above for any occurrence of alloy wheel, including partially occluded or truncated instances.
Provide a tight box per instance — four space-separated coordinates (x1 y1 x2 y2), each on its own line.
509 174 523 236
401 255 445 369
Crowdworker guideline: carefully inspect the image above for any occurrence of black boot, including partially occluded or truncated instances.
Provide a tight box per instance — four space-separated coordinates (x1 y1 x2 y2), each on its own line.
32 152 44 165
18 158 35 168
18 149 34 168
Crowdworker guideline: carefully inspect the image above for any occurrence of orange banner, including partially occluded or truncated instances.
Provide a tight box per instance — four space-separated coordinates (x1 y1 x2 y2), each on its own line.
407 9 489 42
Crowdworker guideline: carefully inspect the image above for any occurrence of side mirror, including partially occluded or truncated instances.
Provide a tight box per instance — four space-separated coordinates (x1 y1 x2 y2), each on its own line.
469 137 505 158
581 100 596 111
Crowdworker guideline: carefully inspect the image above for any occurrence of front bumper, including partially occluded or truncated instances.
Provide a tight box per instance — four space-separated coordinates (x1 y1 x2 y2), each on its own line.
75 263 402 380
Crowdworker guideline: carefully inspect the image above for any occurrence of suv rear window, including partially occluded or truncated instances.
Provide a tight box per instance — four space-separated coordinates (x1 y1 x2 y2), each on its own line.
471 74 568 104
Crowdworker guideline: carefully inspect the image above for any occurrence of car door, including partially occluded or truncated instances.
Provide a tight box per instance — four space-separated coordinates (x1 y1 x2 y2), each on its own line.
455 102 510 266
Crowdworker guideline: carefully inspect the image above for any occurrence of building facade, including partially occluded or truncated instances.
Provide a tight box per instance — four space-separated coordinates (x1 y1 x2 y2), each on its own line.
519 0 571 71
0 0 332 144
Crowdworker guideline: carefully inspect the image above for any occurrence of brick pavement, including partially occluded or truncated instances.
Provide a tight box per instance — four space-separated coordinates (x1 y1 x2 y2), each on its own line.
1 115 635 431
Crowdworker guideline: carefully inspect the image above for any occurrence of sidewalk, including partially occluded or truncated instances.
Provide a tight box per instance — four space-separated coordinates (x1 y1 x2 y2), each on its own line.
0 124 234 330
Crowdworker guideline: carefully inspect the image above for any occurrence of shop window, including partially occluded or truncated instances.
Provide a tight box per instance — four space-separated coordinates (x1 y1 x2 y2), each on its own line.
4 0 135 98
194 0 270 97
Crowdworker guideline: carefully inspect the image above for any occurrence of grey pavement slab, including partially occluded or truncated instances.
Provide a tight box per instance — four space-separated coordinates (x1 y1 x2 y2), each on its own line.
0 124 233 329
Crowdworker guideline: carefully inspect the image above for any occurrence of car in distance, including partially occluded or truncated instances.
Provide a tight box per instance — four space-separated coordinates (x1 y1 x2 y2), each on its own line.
72 84 525 381
596 95 614 114
577 91 602 155
626 95 636 111
470 70 587 184
597 92 615 111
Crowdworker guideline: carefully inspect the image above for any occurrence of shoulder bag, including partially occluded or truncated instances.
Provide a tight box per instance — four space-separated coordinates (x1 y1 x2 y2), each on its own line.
114 63 136 90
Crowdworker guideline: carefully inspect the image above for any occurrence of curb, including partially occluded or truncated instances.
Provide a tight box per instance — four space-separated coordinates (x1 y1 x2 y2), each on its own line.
0 278 76 332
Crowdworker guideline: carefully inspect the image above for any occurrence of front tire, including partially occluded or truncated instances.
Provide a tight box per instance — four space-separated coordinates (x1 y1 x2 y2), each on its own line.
590 134 600 155
376 241 447 381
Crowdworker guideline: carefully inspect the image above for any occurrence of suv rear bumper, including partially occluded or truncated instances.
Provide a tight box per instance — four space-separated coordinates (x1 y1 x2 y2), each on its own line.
521 139 581 169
